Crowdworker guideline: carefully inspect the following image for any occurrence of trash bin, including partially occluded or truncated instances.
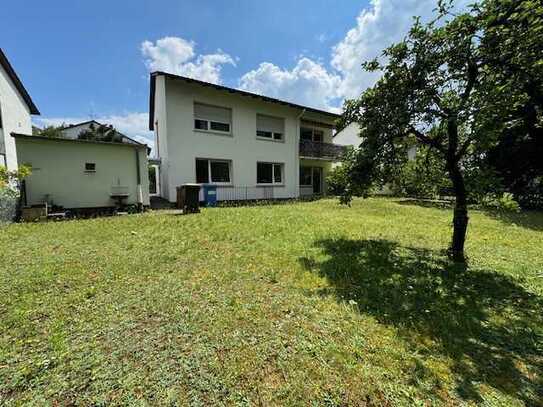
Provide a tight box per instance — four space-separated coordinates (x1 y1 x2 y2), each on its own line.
203 185 217 207
176 184 201 213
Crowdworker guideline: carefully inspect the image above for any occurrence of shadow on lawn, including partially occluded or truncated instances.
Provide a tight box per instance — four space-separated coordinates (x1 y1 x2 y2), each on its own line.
395 198 543 231
299 239 543 404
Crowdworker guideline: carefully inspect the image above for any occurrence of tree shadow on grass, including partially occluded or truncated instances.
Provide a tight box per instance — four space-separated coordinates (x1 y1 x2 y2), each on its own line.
299 239 543 404
395 198 543 232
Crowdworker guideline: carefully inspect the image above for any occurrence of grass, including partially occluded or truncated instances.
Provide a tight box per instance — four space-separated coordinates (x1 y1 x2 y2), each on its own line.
1 197 542 406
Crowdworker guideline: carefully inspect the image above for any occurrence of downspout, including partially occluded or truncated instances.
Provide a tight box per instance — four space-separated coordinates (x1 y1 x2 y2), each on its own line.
296 109 306 198
135 148 143 212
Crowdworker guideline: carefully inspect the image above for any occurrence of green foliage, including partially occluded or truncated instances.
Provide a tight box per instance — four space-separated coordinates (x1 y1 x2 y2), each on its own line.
391 147 452 199
78 122 122 143
481 192 521 212
0 199 542 404
0 164 31 189
38 125 65 138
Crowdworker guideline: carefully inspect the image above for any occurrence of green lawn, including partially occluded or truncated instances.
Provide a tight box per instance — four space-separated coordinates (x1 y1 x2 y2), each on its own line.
1 198 542 406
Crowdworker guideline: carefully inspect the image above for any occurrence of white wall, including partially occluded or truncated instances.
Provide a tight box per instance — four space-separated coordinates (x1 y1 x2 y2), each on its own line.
157 78 337 202
15 138 149 208
0 64 33 170
333 122 361 147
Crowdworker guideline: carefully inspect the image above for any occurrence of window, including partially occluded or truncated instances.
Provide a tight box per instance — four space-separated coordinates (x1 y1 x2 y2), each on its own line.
301 126 324 142
194 103 232 134
195 158 231 184
85 162 96 172
256 114 284 141
257 162 283 184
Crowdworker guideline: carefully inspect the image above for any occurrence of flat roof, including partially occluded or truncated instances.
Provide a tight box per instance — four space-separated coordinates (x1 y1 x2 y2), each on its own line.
11 133 148 150
0 49 40 115
148 71 341 131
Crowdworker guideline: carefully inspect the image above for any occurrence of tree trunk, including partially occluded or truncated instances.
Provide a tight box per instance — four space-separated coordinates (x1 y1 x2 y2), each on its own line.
446 117 469 263
448 162 469 262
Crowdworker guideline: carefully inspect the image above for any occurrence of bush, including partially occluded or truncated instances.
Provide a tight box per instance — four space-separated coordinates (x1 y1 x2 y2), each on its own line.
0 187 18 224
326 165 350 196
391 148 452 198
481 192 521 212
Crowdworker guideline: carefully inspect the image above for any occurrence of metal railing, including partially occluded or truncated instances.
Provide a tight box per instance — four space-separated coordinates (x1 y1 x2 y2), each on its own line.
199 185 276 202
299 140 346 160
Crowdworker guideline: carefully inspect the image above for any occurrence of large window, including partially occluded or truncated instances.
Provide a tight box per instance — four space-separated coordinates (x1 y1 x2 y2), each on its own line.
196 158 231 184
301 127 324 142
256 114 284 141
257 162 283 184
194 103 232 134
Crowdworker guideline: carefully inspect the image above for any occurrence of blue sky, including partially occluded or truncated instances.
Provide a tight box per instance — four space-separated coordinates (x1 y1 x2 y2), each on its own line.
1 0 454 146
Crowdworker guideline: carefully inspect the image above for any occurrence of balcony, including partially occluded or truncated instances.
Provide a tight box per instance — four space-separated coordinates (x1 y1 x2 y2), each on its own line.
299 139 346 160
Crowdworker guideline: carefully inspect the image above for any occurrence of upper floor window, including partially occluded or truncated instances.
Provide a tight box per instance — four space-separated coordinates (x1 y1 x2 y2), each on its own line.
196 158 232 184
257 162 283 185
301 127 324 142
256 114 284 141
194 103 232 134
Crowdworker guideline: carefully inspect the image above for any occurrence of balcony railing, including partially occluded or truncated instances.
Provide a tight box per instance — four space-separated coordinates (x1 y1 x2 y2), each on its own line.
299 140 346 160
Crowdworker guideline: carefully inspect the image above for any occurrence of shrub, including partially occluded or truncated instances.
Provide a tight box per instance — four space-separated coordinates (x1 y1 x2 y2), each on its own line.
481 192 521 212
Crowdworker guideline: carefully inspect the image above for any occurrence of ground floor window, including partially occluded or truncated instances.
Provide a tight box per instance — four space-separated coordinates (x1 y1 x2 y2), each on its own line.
196 158 231 184
257 162 283 184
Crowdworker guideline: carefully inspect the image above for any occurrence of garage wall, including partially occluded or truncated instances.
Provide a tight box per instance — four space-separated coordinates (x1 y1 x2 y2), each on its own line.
15 138 149 208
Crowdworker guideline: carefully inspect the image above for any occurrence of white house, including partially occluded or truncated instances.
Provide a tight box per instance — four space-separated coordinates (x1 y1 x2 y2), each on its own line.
0 48 40 170
333 122 417 160
148 72 344 202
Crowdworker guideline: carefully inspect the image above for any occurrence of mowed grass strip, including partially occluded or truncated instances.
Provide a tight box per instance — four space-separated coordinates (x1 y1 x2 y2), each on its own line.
1 198 542 406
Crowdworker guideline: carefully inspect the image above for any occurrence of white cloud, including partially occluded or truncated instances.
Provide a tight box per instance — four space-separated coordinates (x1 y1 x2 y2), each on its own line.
240 0 470 110
36 112 154 152
239 58 342 111
331 0 464 99
141 36 235 84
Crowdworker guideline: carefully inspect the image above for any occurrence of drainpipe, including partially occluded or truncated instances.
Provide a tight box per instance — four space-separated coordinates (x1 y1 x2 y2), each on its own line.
135 148 143 212
296 109 306 198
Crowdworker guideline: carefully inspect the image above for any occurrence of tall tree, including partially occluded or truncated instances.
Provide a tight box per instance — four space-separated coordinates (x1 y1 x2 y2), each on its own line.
338 0 542 262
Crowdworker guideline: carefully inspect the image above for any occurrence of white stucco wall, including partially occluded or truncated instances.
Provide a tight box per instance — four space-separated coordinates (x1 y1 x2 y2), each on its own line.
0 64 33 170
156 77 337 202
333 122 361 148
15 137 149 208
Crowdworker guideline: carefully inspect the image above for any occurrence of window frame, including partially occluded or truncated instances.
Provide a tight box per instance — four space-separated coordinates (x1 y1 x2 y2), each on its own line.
256 161 284 185
195 158 232 185
84 162 96 173
300 126 325 142
256 114 285 142
193 102 232 136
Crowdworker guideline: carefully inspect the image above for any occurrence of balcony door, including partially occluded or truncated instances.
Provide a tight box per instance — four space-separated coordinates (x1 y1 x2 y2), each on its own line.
300 166 323 195
312 167 322 194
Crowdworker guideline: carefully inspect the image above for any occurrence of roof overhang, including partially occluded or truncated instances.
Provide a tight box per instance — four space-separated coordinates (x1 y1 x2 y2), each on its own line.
12 132 149 151
0 49 40 115
148 71 341 131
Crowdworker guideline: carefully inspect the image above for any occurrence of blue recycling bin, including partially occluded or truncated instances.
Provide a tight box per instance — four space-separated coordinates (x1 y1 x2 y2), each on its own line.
203 185 217 207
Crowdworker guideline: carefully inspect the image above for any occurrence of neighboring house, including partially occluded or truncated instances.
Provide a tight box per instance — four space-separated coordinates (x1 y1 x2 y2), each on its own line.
60 120 143 146
0 48 40 170
333 122 417 159
12 133 150 209
148 71 344 202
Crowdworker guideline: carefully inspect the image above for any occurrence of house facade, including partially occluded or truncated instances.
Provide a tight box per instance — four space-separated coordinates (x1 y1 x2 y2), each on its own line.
0 48 40 170
149 72 344 203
